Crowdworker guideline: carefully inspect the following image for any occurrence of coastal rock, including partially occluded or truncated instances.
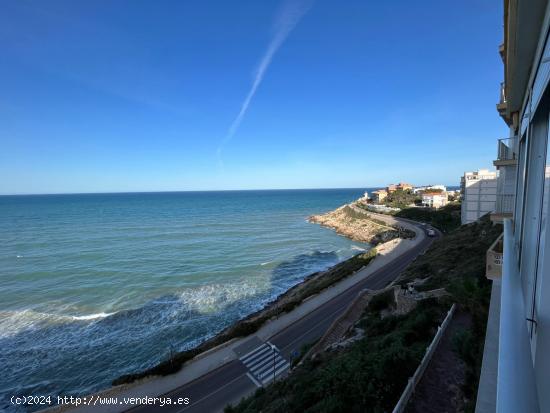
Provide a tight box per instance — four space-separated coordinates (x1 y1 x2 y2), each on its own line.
309 204 399 245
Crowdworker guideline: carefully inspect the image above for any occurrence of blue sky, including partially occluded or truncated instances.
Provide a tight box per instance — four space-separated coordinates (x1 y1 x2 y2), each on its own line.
0 0 505 194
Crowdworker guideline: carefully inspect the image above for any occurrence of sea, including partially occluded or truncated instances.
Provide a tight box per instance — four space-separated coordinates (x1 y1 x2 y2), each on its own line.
0 189 373 411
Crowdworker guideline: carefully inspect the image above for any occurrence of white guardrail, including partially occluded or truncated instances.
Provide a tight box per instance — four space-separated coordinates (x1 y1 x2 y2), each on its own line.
392 303 456 413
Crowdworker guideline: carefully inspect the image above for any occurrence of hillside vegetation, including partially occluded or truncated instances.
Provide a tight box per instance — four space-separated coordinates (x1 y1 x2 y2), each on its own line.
227 300 448 413
395 203 461 233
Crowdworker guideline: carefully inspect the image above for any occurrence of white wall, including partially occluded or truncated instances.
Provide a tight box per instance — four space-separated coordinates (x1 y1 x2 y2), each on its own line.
461 172 497 224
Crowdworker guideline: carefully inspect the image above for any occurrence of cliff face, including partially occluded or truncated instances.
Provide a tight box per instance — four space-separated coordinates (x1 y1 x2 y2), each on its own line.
309 203 401 245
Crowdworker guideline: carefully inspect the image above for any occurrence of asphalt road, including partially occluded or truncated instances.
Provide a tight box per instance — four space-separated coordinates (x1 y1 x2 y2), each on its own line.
128 225 438 413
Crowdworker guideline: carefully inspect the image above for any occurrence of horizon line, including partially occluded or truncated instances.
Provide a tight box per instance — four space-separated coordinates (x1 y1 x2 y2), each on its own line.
0 184 461 197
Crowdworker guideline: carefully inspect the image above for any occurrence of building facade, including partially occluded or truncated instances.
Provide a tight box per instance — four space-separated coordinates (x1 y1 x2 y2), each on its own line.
371 189 387 203
460 169 497 225
421 192 448 209
386 182 413 193
397 182 413 191
477 2 550 413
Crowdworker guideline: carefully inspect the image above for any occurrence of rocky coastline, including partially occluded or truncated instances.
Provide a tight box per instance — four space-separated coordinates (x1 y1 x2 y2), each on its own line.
309 202 415 245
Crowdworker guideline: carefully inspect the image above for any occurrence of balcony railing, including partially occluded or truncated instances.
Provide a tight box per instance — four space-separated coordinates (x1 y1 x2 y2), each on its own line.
486 233 503 280
497 137 517 161
496 193 515 214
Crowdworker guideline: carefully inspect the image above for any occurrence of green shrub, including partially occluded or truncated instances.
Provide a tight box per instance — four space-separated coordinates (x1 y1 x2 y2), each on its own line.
368 289 395 313
395 203 462 233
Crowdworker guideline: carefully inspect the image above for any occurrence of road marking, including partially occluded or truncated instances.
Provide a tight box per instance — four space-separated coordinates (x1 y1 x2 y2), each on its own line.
240 344 270 364
239 342 289 385
246 372 262 388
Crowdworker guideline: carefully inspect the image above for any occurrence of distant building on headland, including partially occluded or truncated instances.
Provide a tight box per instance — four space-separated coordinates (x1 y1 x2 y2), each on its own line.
413 184 447 194
460 169 497 225
421 192 448 209
386 182 413 192
371 189 387 203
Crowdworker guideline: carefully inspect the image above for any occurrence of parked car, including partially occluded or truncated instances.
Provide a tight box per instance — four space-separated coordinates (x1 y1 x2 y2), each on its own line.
426 229 435 237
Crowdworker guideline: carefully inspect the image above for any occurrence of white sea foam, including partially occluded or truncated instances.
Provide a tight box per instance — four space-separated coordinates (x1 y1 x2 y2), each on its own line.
0 309 116 337
71 312 115 320
0 310 62 338
351 245 366 251
177 280 270 314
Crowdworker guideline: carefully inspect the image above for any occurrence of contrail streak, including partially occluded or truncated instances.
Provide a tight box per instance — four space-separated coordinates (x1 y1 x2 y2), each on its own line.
217 0 313 168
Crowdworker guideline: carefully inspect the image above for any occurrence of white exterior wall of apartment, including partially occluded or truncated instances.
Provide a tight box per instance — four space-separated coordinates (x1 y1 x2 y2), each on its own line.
490 2 550 411
511 70 550 412
461 170 497 225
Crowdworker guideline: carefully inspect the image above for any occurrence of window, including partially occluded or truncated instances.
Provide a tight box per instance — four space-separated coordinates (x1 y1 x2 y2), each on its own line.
519 104 548 328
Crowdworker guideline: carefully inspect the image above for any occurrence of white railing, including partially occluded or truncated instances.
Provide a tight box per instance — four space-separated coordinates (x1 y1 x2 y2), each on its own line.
497 219 539 413
496 193 515 214
392 304 456 413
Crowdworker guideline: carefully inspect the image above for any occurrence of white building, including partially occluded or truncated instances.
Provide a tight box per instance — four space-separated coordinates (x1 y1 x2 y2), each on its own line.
476 2 550 413
421 192 448 209
460 169 497 225
412 184 447 193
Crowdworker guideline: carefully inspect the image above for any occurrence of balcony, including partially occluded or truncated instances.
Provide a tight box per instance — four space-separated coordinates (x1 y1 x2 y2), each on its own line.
491 193 514 223
486 233 503 280
494 137 518 166
496 193 514 214
497 82 512 125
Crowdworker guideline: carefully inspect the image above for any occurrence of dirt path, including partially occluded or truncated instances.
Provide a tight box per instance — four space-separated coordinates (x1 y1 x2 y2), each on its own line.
405 310 471 413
